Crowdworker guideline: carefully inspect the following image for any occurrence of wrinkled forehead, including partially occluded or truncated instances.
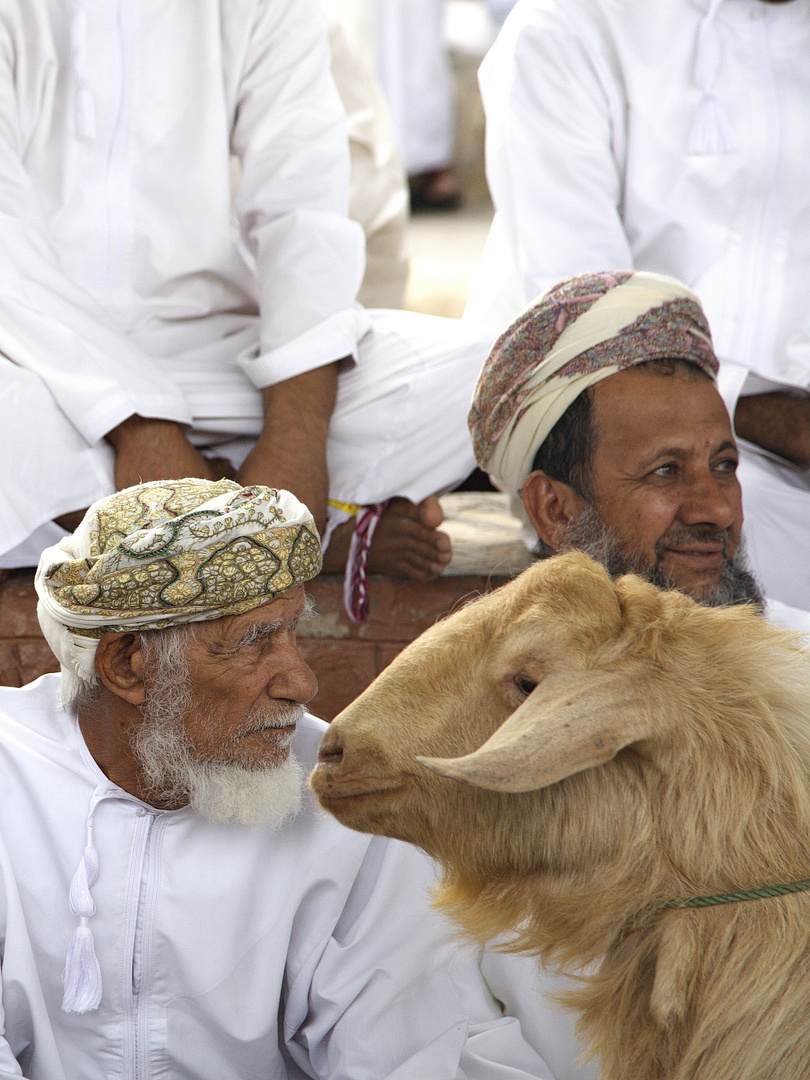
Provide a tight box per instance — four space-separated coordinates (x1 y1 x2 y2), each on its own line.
589 364 734 460
189 587 308 645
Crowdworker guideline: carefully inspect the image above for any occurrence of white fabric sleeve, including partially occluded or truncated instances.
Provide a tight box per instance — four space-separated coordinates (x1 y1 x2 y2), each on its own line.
0 25 191 444
232 0 366 389
479 1 633 303
285 837 559 1080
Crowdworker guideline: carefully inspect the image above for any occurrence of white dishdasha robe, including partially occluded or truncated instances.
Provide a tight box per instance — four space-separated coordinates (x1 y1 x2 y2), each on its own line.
0 0 489 566
0 674 574 1080
370 0 456 176
466 0 810 609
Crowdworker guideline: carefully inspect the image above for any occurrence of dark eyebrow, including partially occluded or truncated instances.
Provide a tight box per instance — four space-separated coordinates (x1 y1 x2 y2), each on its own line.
713 439 739 457
637 439 738 472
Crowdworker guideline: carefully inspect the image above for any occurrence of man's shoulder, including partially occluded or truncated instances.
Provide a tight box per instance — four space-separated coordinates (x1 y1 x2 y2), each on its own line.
502 0 696 54
0 672 63 728
0 675 82 804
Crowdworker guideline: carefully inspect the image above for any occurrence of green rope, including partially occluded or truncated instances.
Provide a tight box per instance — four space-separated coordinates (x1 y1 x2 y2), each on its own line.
663 878 810 910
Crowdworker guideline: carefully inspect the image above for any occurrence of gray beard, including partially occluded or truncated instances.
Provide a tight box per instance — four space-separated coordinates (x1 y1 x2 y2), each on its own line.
132 675 305 828
557 504 765 609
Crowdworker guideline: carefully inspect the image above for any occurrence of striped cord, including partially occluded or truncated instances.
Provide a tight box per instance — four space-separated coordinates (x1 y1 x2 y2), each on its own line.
663 878 810 909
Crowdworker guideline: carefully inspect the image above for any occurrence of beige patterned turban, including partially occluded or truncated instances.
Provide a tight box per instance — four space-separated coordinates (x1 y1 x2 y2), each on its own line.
35 479 322 706
468 271 719 526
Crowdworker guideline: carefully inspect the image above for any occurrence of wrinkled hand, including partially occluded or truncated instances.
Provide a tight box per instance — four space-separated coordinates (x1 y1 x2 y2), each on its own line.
106 415 234 490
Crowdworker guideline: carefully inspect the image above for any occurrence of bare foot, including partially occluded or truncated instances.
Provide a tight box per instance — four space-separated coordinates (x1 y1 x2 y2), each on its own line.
323 495 452 581
408 169 462 212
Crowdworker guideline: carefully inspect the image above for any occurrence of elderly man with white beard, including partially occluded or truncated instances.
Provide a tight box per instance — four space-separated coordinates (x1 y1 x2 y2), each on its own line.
0 478 554 1080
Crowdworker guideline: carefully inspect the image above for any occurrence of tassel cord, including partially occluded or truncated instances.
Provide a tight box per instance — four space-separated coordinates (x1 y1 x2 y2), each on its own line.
62 786 109 1014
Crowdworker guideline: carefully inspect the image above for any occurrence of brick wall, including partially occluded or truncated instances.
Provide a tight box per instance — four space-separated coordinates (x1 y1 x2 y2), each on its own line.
298 572 510 718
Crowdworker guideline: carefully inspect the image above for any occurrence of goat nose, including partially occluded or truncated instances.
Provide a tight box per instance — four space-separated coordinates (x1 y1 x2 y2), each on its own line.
317 728 344 765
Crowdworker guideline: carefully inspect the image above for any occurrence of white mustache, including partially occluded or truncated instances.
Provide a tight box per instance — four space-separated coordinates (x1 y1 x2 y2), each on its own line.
239 703 305 737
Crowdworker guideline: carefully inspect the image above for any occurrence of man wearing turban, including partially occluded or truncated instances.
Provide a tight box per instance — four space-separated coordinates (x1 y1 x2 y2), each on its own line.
468 271 810 630
464 270 810 1068
0 477 555 1079
467 0 810 609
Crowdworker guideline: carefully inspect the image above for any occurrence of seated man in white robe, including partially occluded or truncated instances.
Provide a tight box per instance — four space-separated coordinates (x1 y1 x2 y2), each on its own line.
0 477 563 1080
467 270 810 634
0 0 489 590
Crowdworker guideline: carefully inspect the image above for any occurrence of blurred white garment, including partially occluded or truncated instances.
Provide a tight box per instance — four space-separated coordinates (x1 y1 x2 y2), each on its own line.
467 0 810 608
0 0 365 434
326 10 410 308
372 0 456 175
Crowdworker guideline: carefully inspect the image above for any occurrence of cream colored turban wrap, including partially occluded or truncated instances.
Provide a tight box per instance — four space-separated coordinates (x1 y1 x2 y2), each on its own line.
35 478 322 707
468 270 719 535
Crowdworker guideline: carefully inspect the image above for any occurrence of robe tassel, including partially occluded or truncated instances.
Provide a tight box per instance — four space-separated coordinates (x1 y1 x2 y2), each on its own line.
70 1 97 140
688 0 735 156
62 921 102 1014
62 795 104 1013
687 93 735 156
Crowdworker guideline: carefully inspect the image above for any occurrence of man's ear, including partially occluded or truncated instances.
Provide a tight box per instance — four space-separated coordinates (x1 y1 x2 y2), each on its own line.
94 632 147 706
521 470 587 552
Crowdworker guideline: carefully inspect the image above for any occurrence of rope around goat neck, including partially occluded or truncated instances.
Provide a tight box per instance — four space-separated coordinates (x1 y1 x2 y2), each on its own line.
663 878 810 909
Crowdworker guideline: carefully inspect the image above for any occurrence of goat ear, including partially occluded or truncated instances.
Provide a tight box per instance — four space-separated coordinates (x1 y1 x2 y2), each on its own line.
417 668 656 793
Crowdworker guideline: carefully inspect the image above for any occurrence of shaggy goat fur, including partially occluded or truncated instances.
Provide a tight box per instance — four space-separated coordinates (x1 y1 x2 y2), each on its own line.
311 552 810 1080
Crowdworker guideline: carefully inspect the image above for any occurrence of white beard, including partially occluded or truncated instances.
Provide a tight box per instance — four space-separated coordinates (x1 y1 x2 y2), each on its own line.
134 694 305 828
179 752 304 828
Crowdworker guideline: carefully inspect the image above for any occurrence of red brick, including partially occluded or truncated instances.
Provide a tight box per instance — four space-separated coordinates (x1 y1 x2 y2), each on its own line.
0 571 40 638
359 575 507 641
299 640 378 720
307 576 347 617
0 642 22 687
16 640 59 685
304 573 508 645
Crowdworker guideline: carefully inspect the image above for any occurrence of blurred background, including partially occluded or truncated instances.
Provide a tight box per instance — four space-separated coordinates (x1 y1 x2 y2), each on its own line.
327 0 506 319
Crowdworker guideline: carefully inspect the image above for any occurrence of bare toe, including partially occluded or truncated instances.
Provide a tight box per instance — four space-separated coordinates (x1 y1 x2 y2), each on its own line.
417 495 444 531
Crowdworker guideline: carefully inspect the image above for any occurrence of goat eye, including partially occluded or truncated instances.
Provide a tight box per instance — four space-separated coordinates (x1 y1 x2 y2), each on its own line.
515 674 538 697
